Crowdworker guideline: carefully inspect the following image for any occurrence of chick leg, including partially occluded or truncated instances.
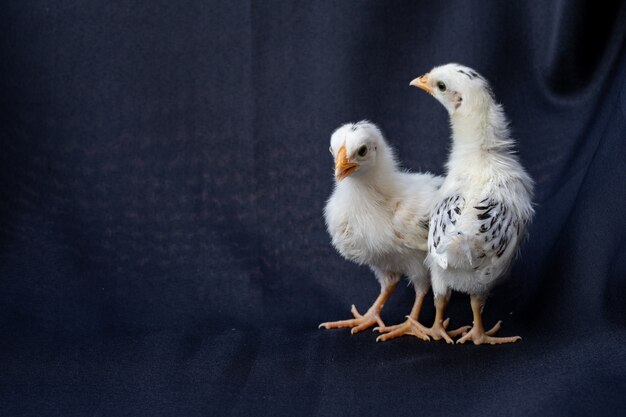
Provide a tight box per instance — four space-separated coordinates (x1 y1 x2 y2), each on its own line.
456 295 521 345
375 293 469 343
373 291 430 342
319 282 397 334
402 294 470 344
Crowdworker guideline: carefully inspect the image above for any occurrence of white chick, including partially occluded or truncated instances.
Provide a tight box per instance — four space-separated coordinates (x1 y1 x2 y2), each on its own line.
410 64 534 344
319 121 451 342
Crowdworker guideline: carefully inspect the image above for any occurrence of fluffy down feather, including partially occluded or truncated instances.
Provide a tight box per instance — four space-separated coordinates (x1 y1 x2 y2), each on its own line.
411 63 534 344
320 121 443 337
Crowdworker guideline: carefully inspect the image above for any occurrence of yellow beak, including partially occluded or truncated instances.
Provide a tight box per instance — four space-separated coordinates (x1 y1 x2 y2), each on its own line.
335 145 358 181
409 73 433 94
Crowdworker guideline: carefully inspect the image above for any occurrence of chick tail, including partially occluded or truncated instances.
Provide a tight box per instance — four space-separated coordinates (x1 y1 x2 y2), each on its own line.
435 233 474 266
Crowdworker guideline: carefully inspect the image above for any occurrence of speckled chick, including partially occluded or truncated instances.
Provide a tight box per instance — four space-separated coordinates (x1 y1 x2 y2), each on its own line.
411 64 534 345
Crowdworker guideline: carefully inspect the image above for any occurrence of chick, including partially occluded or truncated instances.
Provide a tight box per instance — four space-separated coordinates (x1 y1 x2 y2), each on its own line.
319 121 444 340
410 64 534 345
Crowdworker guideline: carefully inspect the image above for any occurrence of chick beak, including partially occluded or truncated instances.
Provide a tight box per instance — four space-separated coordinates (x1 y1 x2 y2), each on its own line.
410 73 433 95
335 145 358 181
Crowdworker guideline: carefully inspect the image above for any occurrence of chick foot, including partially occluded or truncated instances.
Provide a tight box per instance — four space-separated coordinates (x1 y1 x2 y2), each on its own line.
456 295 521 345
456 320 521 345
374 318 468 343
374 317 431 342
373 290 431 342
319 304 385 334
374 289 470 343
407 317 469 344
319 283 396 334
387 293 470 344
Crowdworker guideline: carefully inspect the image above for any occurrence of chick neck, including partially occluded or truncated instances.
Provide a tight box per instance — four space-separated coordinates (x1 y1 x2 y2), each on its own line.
446 99 513 177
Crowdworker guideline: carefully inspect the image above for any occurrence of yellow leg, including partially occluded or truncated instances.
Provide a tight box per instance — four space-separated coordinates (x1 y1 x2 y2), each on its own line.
375 293 470 343
406 294 470 344
456 295 521 345
374 292 430 342
319 282 398 334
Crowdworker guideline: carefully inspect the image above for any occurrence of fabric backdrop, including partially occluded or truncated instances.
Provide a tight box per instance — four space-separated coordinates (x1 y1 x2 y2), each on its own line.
1 1 625 416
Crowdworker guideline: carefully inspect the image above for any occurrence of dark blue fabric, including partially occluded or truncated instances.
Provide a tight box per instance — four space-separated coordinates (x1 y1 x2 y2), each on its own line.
1 1 626 416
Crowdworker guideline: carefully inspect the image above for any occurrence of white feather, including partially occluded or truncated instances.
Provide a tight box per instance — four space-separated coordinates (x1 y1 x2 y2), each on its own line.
421 64 534 298
324 121 442 292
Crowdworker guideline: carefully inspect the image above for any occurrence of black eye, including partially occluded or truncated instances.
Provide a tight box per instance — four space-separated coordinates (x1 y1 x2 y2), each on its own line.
437 81 447 92
357 145 368 157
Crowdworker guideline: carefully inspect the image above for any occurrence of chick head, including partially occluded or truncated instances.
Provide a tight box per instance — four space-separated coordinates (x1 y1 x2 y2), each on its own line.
329 121 383 181
410 63 495 116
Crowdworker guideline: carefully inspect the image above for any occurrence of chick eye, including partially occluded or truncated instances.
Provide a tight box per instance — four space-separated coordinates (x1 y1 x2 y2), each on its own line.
437 81 447 92
357 145 368 157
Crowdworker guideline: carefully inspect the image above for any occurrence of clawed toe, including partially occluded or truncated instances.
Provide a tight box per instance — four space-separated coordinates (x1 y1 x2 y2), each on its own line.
406 317 455 344
373 322 404 333
485 320 502 336
375 319 431 342
320 305 384 334
456 321 520 345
